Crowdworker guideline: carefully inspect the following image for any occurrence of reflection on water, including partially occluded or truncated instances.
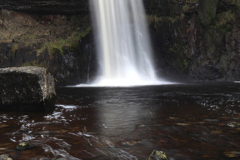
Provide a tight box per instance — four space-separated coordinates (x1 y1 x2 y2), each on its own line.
0 83 240 159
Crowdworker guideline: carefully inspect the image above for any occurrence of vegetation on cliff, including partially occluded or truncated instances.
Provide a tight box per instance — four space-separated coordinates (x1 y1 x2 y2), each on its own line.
1 0 240 84
145 0 240 82
0 10 96 85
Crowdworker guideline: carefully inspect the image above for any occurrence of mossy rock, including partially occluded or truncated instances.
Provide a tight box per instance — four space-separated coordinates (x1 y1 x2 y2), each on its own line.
15 142 35 150
0 67 56 111
148 150 169 160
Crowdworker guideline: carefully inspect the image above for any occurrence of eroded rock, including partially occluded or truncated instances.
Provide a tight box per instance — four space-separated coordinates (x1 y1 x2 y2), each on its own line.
0 66 56 111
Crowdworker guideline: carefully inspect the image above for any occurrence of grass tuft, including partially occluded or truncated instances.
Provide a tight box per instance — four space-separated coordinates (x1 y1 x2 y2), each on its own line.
215 11 236 27
37 26 91 56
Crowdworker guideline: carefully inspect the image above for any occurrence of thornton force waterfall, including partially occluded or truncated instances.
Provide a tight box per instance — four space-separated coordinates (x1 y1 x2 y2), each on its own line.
89 0 168 86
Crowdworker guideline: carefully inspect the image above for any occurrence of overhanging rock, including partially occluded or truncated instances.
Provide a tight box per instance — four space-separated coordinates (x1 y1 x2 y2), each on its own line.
0 66 56 111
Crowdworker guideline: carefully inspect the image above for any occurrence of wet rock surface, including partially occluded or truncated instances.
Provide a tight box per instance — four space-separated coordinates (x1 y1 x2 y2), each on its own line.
15 142 35 151
146 0 240 82
148 150 169 160
0 66 56 110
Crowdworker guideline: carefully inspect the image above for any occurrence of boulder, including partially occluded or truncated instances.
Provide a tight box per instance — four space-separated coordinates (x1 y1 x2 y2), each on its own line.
0 66 56 111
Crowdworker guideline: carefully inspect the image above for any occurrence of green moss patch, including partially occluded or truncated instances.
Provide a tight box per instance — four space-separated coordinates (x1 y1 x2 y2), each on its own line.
11 43 19 53
37 27 91 56
199 0 219 26
215 11 236 27
169 42 191 75
182 4 190 12
21 60 44 67
147 15 178 24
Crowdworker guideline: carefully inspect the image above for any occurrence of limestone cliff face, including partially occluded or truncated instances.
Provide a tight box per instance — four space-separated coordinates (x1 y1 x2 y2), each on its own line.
0 0 240 83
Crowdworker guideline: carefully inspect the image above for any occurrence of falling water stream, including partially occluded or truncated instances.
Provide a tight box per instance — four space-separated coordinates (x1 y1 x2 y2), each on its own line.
88 0 169 86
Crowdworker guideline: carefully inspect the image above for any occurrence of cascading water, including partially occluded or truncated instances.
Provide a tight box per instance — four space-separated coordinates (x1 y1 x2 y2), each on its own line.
88 0 169 86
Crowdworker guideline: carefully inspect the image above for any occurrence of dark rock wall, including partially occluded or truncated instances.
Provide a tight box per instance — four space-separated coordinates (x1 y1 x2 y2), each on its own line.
0 8 97 86
0 0 89 14
145 0 240 82
0 0 240 84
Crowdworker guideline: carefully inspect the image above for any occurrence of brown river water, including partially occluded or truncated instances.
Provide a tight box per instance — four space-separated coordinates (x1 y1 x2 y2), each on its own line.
1 82 240 160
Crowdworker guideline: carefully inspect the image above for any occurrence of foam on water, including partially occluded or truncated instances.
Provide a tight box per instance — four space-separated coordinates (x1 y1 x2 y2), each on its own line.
74 77 172 87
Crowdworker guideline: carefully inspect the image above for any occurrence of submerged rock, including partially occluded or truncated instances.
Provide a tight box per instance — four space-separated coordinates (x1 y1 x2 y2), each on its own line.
0 66 56 111
0 154 12 160
19 115 30 120
203 119 219 122
16 142 35 150
224 151 240 158
226 122 240 128
148 150 169 160
122 140 142 146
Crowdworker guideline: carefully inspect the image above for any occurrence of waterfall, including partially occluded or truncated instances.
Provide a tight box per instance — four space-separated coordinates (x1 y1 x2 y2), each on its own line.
89 0 168 86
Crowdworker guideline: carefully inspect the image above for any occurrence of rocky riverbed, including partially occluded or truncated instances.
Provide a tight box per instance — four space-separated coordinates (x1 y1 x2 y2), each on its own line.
0 83 239 159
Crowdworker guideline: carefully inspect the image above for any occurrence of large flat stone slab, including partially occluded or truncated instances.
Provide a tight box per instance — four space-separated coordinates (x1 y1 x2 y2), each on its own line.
0 66 56 111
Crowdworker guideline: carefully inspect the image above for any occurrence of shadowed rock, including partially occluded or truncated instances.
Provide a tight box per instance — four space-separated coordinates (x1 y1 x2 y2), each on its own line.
0 66 56 111
0 0 89 14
